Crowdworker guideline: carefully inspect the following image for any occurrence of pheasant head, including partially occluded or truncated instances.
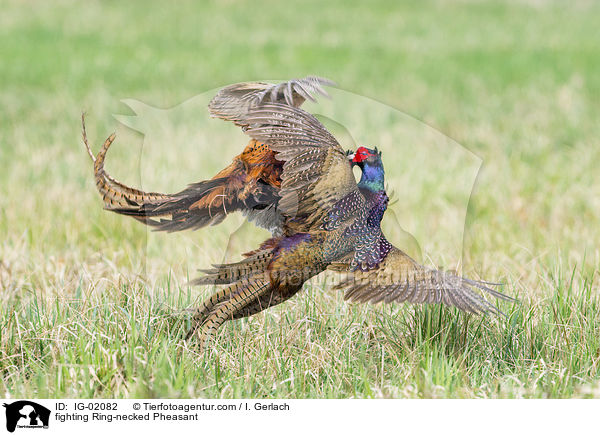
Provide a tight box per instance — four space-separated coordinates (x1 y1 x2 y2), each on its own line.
349 146 385 192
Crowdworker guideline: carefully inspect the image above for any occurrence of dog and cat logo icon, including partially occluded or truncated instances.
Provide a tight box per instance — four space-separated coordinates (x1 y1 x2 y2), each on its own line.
2 401 50 432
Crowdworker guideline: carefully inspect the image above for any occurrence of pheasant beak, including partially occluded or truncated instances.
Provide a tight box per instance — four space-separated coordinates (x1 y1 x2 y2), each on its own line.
347 152 356 161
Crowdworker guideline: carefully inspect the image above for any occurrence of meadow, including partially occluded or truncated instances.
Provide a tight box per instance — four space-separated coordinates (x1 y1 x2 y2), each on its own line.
0 0 599 398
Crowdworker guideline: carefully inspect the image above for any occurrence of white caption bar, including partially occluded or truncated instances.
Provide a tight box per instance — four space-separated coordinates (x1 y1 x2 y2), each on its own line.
0 399 595 434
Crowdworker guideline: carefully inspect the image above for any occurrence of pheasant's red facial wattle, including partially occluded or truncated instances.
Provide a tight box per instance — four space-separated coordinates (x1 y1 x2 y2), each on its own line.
352 146 372 163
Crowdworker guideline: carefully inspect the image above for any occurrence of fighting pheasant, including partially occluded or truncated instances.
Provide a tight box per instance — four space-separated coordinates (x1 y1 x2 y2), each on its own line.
183 92 513 347
83 77 513 348
83 77 335 235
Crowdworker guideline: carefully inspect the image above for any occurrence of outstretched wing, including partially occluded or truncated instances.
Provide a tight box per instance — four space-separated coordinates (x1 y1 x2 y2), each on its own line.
208 76 335 125
331 244 514 315
215 101 362 231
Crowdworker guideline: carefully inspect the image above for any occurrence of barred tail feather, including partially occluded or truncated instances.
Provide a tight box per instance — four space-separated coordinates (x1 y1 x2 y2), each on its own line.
82 114 246 232
189 248 275 286
186 276 273 342
82 113 171 209
110 178 233 232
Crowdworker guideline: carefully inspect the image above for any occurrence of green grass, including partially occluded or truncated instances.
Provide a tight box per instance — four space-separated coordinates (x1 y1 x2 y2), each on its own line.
1 0 600 398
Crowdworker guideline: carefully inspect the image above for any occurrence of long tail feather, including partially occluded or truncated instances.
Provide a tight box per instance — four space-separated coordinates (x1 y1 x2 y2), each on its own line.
82 113 172 209
186 276 272 343
189 246 276 286
83 114 269 232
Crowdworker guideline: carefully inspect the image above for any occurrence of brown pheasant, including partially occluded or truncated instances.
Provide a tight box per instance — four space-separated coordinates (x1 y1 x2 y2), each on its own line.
83 77 335 235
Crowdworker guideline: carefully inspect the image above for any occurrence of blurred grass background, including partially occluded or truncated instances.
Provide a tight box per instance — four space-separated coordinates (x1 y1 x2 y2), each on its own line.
1 0 599 398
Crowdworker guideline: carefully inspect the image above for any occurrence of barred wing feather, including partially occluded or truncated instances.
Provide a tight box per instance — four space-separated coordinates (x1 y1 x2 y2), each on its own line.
332 246 514 315
208 76 335 127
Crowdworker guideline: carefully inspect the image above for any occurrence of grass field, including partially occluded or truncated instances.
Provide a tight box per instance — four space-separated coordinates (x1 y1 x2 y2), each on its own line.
1 0 600 398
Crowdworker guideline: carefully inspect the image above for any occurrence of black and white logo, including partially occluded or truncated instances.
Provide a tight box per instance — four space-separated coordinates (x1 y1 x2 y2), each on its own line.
2 401 50 432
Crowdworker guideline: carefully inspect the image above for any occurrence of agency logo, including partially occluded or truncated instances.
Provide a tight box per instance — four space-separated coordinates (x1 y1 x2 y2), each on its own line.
2 401 50 432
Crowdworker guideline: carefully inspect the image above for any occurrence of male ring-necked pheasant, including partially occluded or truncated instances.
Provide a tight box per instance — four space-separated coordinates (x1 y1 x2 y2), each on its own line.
182 91 513 347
